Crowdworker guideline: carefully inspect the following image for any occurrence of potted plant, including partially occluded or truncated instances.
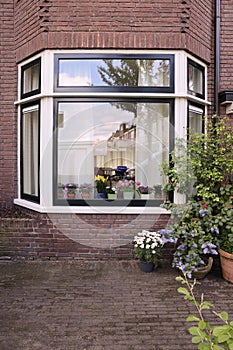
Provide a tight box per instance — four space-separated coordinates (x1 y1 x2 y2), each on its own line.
63 183 78 199
133 230 164 272
106 186 117 199
161 116 233 281
153 184 163 199
137 185 153 199
117 179 137 200
79 183 93 199
94 175 108 198
159 200 219 279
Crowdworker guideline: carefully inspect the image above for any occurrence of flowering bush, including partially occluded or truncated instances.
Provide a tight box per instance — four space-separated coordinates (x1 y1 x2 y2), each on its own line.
137 185 153 194
117 179 138 192
133 230 164 263
94 175 108 193
63 183 78 194
159 200 219 278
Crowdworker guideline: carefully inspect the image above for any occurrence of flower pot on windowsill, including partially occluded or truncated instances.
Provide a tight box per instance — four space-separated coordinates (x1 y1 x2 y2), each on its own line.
81 193 90 199
97 192 106 199
123 191 134 200
67 193 76 199
140 194 150 200
107 193 117 200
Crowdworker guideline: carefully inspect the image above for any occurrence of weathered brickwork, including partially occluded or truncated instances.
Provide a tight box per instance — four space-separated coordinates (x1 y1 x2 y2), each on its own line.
0 0 17 210
0 212 171 260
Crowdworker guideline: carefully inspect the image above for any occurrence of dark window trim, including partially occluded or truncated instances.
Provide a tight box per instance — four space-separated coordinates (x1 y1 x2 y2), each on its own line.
54 53 175 93
187 101 205 135
20 100 40 204
21 58 41 99
53 97 174 207
187 58 205 100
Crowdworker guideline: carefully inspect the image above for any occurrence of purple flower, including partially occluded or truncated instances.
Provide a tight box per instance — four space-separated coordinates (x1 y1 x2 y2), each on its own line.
199 209 208 217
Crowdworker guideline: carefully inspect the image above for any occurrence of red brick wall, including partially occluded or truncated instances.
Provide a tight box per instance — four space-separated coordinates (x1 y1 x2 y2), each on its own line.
0 0 17 210
0 212 171 260
220 0 233 91
15 0 214 64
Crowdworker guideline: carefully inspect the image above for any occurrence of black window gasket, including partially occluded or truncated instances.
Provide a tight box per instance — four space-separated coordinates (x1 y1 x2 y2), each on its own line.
21 58 41 99
54 53 175 94
53 97 174 207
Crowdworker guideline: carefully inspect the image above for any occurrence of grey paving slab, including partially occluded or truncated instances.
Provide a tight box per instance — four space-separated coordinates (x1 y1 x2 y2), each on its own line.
0 260 232 350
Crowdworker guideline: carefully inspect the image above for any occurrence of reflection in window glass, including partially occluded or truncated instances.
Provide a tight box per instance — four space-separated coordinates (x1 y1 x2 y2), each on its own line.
56 101 170 200
58 59 170 87
22 107 39 197
23 63 40 94
188 62 204 96
188 105 204 134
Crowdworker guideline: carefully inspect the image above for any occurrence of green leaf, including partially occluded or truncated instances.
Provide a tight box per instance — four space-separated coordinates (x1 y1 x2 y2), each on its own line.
198 343 211 350
213 325 230 336
192 336 202 344
217 334 229 343
187 315 200 322
199 320 207 330
177 287 190 296
219 312 228 321
189 326 201 335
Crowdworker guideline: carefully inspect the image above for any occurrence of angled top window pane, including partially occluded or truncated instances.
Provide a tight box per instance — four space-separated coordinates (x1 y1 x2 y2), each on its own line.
58 59 171 87
188 60 204 98
21 58 41 98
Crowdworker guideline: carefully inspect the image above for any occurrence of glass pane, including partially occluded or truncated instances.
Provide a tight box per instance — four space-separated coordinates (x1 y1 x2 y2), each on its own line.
188 64 203 95
58 59 170 87
56 101 170 200
189 109 203 134
22 108 39 196
23 63 40 94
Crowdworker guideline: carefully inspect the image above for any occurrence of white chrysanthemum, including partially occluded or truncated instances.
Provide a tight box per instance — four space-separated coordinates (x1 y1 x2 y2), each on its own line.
145 244 150 249
140 244 144 249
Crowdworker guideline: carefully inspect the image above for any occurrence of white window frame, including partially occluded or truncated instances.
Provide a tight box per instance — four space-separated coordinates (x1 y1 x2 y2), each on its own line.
14 50 210 214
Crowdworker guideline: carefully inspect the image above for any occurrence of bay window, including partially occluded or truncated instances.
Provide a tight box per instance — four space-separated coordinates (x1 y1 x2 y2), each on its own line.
16 51 208 212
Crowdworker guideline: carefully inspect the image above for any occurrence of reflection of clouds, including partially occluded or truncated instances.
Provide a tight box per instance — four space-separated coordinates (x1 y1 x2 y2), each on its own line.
58 103 134 141
59 73 91 86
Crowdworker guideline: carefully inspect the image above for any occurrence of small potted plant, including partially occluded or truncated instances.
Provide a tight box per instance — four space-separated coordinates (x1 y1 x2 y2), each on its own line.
117 179 138 200
153 184 163 199
106 186 117 200
63 183 78 199
94 175 108 198
133 230 164 272
137 185 153 199
79 183 93 199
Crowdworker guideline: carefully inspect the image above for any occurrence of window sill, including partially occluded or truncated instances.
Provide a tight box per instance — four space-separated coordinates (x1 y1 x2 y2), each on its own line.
14 199 170 215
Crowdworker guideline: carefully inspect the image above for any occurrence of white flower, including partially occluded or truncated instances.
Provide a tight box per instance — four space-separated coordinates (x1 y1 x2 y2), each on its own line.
140 244 144 249
145 244 150 249
146 237 151 243
152 250 156 254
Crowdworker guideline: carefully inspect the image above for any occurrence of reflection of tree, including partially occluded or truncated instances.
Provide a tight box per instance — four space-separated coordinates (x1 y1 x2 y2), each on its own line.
98 59 169 116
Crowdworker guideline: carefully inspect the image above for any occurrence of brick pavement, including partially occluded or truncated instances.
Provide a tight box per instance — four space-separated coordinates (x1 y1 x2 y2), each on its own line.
0 259 232 350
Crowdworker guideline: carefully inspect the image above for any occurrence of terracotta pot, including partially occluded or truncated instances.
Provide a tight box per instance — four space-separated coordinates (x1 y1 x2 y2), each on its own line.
81 193 90 199
219 248 233 284
67 193 76 199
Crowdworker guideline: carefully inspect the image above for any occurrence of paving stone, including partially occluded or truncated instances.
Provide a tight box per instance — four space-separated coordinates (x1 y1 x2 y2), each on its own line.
0 260 232 350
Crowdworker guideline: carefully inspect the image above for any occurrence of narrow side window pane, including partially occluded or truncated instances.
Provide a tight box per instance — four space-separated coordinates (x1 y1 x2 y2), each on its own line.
22 107 39 198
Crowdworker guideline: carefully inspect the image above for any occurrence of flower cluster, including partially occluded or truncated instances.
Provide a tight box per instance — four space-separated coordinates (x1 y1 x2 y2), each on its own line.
159 200 219 278
117 179 138 192
94 175 108 193
63 183 78 194
137 186 153 194
133 230 164 263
